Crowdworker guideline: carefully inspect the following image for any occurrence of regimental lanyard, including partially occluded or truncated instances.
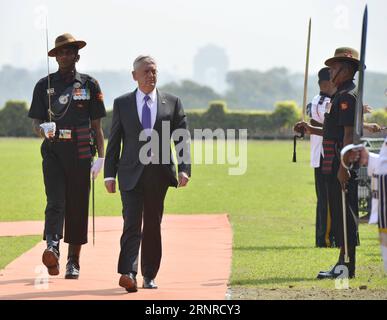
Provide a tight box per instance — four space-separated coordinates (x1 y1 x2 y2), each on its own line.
51 85 74 120
50 82 90 120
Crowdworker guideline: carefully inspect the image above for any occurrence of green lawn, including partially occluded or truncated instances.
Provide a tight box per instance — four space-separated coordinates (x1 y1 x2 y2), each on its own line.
0 138 386 292
0 235 41 269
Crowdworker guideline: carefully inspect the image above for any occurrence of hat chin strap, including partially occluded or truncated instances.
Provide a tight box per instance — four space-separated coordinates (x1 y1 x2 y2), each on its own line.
332 66 343 84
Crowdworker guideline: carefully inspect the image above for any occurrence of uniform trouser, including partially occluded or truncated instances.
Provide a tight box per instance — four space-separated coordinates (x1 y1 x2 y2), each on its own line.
118 164 170 279
324 165 359 248
41 140 91 245
376 175 387 272
379 174 387 231
315 165 335 247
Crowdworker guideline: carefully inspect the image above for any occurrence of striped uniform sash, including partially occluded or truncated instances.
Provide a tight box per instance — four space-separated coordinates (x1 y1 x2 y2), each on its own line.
379 174 387 230
321 140 336 175
74 126 92 159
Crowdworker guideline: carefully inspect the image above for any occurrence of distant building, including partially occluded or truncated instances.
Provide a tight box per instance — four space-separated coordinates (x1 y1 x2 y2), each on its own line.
193 44 229 94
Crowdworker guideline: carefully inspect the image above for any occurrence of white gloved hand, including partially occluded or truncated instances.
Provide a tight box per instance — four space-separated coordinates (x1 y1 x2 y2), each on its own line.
39 122 56 139
91 158 104 179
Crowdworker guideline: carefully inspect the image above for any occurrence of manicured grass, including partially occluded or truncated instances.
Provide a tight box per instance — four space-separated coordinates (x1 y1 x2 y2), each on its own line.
0 235 41 270
0 138 386 291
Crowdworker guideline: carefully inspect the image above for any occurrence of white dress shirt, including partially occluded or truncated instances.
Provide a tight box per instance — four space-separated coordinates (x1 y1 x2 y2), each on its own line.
136 88 157 137
104 88 158 182
367 137 387 224
309 94 331 168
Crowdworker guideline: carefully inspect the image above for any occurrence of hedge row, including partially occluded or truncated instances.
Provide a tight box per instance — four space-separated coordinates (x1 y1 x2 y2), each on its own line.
1 100 386 139
100 100 302 139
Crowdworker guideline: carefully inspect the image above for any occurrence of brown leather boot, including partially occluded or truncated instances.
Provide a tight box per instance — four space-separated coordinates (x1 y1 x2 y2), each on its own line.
42 234 60 276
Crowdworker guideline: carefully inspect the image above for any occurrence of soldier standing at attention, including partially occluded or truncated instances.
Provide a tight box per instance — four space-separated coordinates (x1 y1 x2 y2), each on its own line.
28 33 106 279
295 47 361 279
343 137 387 274
307 67 336 248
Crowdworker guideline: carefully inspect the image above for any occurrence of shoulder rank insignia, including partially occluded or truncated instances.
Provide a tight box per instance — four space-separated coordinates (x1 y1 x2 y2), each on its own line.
97 92 104 102
340 102 349 110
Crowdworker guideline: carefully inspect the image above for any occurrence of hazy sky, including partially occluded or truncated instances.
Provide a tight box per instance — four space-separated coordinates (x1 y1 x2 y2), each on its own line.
1 0 386 78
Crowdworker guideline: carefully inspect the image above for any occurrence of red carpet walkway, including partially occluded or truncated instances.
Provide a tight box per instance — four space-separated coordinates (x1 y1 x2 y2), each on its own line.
0 215 232 300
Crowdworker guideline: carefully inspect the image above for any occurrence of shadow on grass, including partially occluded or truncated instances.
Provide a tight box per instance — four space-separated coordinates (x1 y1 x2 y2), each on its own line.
233 245 316 251
363 252 383 257
232 277 316 286
359 236 379 241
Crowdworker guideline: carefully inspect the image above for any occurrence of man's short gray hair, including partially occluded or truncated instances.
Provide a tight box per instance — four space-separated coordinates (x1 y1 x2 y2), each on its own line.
133 55 157 70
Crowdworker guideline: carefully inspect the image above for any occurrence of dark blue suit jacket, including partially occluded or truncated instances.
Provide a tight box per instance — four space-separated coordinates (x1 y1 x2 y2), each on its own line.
104 89 191 191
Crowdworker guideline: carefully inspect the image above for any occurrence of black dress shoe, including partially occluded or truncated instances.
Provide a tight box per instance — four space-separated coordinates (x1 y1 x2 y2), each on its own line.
119 273 138 292
65 244 81 279
65 259 80 279
317 264 355 279
43 234 60 276
143 278 158 289
42 247 60 276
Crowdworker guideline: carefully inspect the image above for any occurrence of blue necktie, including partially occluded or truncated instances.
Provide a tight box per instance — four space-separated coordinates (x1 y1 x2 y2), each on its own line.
141 95 152 158
141 95 151 131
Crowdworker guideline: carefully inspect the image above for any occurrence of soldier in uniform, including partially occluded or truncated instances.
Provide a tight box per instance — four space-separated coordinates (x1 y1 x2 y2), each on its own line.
343 137 387 274
306 69 378 246
28 33 106 279
295 47 361 279
306 67 336 248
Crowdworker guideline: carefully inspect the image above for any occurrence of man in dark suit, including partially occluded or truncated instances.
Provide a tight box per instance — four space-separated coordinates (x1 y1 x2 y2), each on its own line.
104 55 191 292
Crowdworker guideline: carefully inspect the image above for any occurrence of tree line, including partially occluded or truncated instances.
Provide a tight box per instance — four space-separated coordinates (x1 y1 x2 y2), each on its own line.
1 65 386 111
1 100 385 139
